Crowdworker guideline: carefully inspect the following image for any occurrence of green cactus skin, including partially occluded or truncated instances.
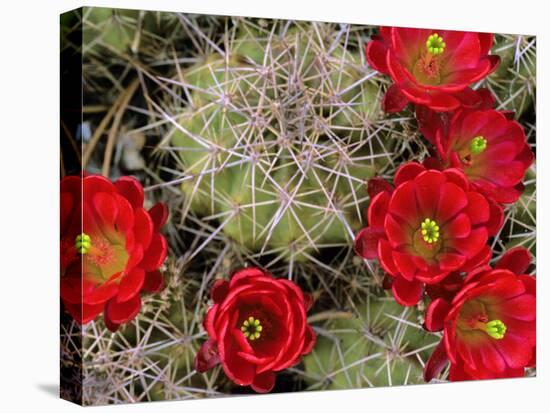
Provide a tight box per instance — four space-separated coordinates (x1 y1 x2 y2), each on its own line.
487 35 536 117
303 296 440 389
170 22 389 262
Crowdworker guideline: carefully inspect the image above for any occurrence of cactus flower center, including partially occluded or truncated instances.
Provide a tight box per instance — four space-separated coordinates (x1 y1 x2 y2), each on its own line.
420 218 440 244
426 33 446 55
75 232 129 283
241 316 263 341
413 35 445 85
473 318 507 340
75 233 91 254
470 136 488 155
485 319 507 339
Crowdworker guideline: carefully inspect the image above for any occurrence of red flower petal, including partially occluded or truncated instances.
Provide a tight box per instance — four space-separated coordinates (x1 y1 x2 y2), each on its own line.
195 338 221 373
453 87 484 108
60 276 84 305
382 83 410 113
368 191 391 228
394 162 426 186
142 270 165 293
385 214 411 248
437 253 466 272
139 233 168 271
388 181 418 225
251 371 276 393
391 27 430 66
302 325 316 355
463 191 490 226
424 298 452 332
60 192 75 232
444 63 491 88
479 341 506 373
448 227 487 257
402 88 461 112
392 250 418 281
63 301 104 325
113 193 135 234
486 55 501 74
496 247 532 275
134 208 154 251
365 39 390 74
448 360 473 381
211 279 230 303
115 176 144 209
148 203 169 232
426 272 464 302
354 227 385 260
83 175 116 202
378 239 399 276
441 168 469 191
367 177 393 199
443 213 471 239
424 340 449 382
85 281 119 305
436 183 468 224
229 267 266 288
415 170 445 218
116 268 145 303
391 275 423 306
478 33 494 56
220 333 256 386
497 332 533 369
93 192 119 227
105 294 141 324
503 294 536 321
440 32 481 72
518 274 536 297
104 316 120 332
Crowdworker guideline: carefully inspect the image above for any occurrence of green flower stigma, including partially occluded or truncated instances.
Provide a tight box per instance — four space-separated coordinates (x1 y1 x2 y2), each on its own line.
421 218 440 244
426 33 446 55
485 319 506 340
470 136 488 155
240 316 263 341
75 233 92 254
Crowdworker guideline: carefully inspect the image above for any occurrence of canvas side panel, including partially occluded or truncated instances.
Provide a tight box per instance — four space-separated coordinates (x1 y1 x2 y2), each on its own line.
60 7 83 406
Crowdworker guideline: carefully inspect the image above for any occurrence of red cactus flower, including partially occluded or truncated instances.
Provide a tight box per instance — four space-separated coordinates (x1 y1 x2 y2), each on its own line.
195 268 316 393
366 27 499 113
60 174 168 331
355 162 503 306
424 247 536 381
429 109 534 203
415 88 496 144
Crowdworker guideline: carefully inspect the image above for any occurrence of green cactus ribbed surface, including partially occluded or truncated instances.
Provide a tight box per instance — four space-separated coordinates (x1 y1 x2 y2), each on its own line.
170 23 391 261
302 295 440 389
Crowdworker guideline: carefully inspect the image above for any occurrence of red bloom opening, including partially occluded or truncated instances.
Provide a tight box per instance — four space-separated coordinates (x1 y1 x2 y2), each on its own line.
432 109 534 203
424 247 536 381
355 162 503 306
366 27 499 113
60 174 168 331
195 268 316 393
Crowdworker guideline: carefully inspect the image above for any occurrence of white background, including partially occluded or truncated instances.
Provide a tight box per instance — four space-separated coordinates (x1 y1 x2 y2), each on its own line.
0 0 547 410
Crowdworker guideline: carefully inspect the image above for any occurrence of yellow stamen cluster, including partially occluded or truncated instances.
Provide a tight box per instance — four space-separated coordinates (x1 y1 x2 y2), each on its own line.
241 316 263 341
426 33 446 55
485 319 506 340
421 218 440 244
75 233 91 254
470 136 488 155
